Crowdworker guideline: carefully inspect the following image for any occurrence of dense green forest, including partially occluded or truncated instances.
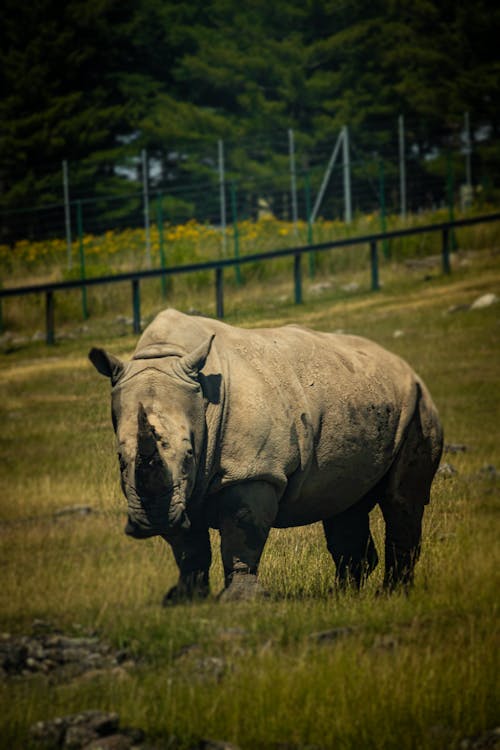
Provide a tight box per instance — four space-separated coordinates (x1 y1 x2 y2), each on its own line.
1 0 499 240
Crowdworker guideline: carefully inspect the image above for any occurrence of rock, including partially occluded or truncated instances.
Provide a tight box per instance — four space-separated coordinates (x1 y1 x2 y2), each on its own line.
30 717 66 747
444 443 468 454
193 657 226 681
470 293 498 310
341 282 359 293
176 646 227 682
32 619 57 635
437 463 457 477
372 634 398 651
309 281 333 295
30 711 144 750
0 641 28 674
309 626 354 643
404 255 440 270
79 711 120 736
54 505 93 517
393 330 404 338
459 726 500 749
83 734 134 750
1 625 136 681
65 723 100 749
447 303 471 314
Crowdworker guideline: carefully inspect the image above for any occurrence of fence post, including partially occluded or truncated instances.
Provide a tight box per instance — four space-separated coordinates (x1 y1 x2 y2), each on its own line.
447 152 457 252
442 227 451 274
157 194 167 300
370 240 380 290
304 171 315 278
294 252 302 304
464 111 472 188
46 291 55 345
343 126 352 224
230 182 242 285
311 130 343 224
132 279 141 334
218 139 227 257
62 160 72 270
142 149 151 267
379 159 389 258
289 128 299 236
398 115 407 220
77 201 88 320
215 267 224 319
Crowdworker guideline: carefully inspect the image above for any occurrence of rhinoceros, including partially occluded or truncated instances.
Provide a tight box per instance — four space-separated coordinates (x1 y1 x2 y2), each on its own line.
89 308 443 603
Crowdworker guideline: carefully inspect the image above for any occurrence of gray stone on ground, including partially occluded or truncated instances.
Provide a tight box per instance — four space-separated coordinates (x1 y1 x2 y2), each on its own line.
460 726 500 749
437 462 457 478
309 626 354 643
470 293 498 310
30 709 241 750
0 623 134 681
444 443 468 454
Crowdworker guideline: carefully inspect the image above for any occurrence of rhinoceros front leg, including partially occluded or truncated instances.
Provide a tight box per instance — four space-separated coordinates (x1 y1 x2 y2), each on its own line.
161 525 212 606
217 481 279 602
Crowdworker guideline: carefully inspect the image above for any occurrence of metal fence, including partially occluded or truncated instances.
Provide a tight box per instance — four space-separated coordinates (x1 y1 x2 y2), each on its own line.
1 114 498 258
2 212 499 345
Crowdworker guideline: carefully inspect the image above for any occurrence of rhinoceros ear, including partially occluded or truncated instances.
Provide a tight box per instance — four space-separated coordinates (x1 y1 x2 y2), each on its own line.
88 347 124 385
177 335 215 380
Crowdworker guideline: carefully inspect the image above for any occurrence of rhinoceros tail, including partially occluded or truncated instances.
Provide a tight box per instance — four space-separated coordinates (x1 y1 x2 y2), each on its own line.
415 378 444 485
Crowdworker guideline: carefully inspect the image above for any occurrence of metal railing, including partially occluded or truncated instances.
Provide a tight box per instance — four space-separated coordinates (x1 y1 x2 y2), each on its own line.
1 212 499 345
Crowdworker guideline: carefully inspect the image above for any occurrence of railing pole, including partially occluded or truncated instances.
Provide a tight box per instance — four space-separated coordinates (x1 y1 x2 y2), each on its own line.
379 158 389 259
442 227 451 274
157 194 167 300
230 182 242 285
215 267 224 319
132 279 141 334
294 252 302 304
370 240 380 291
77 201 88 320
46 291 55 345
304 170 315 277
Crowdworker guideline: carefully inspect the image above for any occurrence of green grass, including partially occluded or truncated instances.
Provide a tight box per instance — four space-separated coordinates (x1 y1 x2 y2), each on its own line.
0 244 499 749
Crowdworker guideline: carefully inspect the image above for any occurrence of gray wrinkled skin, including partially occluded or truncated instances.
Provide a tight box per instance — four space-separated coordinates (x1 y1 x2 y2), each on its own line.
89 308 443 602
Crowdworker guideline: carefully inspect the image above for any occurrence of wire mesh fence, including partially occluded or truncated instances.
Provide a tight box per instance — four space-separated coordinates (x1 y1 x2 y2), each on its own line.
1 115 498 271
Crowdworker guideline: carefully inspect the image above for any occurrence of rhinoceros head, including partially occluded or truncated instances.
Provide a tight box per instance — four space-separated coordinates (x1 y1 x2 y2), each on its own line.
89 336 214 538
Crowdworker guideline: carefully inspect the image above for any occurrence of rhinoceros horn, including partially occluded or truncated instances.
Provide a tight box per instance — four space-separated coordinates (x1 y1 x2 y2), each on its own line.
137 403 157 460
135 404 173 509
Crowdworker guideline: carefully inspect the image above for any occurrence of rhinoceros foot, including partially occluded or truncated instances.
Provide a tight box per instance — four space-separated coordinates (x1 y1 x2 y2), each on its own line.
162 574 210 607
218 573 270 603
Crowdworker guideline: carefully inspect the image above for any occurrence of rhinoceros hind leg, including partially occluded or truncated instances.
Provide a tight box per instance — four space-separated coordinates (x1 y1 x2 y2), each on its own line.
379 385 443 590
217 481 278 601
323 497 379 590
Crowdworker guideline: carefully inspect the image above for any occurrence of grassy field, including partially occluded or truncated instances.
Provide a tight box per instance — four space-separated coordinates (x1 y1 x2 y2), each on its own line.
0 241 499 749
